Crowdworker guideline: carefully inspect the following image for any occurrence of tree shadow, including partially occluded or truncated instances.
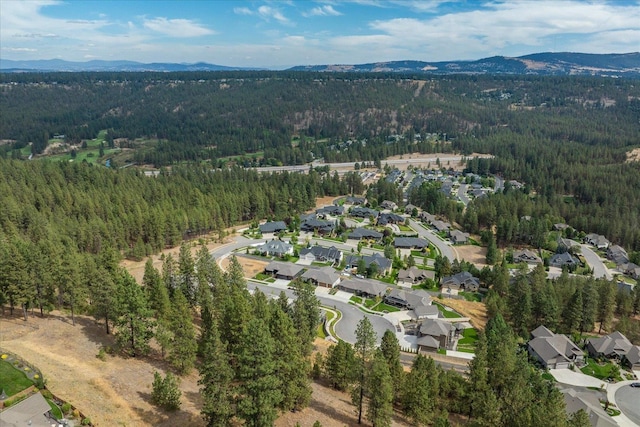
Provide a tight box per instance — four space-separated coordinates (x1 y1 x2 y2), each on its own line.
308 396 357 426
183 390 203 409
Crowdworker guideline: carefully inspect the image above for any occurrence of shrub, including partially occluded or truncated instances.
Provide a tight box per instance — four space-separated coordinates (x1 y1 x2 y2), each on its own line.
61 402 72 415
151 371 181 411
73 408 81 419
81 418 92 426
41 390 53 399
96 348 107 361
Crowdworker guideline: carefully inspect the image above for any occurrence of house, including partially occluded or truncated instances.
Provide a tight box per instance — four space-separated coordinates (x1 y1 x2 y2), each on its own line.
299 245 343 265
257 240 293 258
509 180 524 189
557 237 578 252
350 207 379 219
513 249 542 264
316 205 345 217
413 304 440 320
397 266 435 286
553 223 570 231
377 213 405 226
0 392 54 427
302 266 341 288
259 221 287 234
264 261 304 280
527 325 584 369
393 237 429 249
384 288 432 310
584 233 610 250
300 218 335 235
404 204 418 214
623 345 640 370
431 220 451 233
419 212 436 224
561 389 617 427
549 252 580 269
345 253 393 275
348 228 383 241
336 277 388 298
417 318 455 352
606 245 629 265
449 230 470 245
440 271 480 294
440 181 454 196
587 331 633 361
380 200 398 210
619 263 640 279
345 196 367 205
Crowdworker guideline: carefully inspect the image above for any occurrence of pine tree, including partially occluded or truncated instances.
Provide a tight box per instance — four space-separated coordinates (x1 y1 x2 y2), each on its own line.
178 243 196 305
402 354 439 426
199 318 234 427
562 288 583 334
325 340 357 391
379 329 403 402
352 317 377 424
597 280 616 333
151 371 182 411
366 350 393 427
568 409 591 427
143 258 170 319
114 269 154 357
236 318 282 427
290 280 321 357
168 291 197 374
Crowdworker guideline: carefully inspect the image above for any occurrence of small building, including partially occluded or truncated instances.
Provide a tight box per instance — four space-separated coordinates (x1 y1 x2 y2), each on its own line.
378 213 405 226
316 205 345 217
302 267 341 288
345 196 367 205
350 207 380 219
561 389 617 427
553 223 570 231
345 253 392 275
264 261 304 280
259 221 287 234
348 228 383 241
449 230 470 245
527 325 584 369
431 220 451 233
300 218 335 235
257 240 293 258
619 263 640 279
513 249 542 264
549 252 580 269
380 200 398 210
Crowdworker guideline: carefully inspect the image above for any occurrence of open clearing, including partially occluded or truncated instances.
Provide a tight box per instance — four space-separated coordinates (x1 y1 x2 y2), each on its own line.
433 298 488 330
454 244 487 267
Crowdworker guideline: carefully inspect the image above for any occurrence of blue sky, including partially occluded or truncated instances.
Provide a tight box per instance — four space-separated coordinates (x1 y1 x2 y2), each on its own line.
1 1 638 68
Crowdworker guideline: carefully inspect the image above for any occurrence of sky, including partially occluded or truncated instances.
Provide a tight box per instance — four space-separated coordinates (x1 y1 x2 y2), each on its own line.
1 0 639 69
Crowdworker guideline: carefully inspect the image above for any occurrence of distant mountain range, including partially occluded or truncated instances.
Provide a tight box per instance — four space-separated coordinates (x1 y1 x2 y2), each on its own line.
1 52 639 76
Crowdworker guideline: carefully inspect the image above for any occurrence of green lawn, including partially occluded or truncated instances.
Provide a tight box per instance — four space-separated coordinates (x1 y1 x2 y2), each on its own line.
372 302 400 313
397 224 413 232
0 359 34 397
433 302 462 318
541 372 556 382
459 291 483 302
46 396 63 419
580 358 623 381
456 328 479 353
350 296 363 304
254 272 271 281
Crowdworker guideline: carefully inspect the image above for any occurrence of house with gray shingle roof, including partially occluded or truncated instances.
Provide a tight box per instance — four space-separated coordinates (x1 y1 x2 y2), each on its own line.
336 278 388 298
384 289 432 310
513 249 542 264
378 213 405 226
348 228 383 241
0 392 53 427
264 261 304 280
350 207 379 219
345 196 367 205
300 217 335 235
259 221 287 234
587 331 633 361
449 230 470 244
431 220 451 233
393 237 429 249
397 266 435 286
549 252 580 269
302 266 341 288
623 345 640 370
417 318 455 352
440 271 480 294
380 200 398 210
316 205 345 217
299 245 342 265
584 233 610 250
257 240 293 258
606 245 629 265
345 253 392 275
527 325 584 369
561 389 617 427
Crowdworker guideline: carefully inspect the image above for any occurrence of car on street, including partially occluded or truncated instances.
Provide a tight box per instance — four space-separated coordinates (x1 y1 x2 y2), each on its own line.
630 382 640 388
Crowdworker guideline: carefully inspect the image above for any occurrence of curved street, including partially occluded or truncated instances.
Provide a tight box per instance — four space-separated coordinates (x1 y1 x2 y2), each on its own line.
577 242 612 280
407 218 457 261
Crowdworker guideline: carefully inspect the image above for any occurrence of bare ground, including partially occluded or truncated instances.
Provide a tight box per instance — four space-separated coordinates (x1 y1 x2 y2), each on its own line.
454 244 487 268
626 147 640 163
433 298 488 331
220 256 269 278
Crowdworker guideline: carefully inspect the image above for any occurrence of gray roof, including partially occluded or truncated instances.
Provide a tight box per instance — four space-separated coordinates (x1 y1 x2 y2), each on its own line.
345 253 392 272
606 245 629 265
316 205 345 216
397 266 435 282
264 261 304 278
588 331 632 358
258 240 293 255
299 245 342 263
440 271 480 290
413 305 440 318
302 266 341 286
348 228 383 240
0 392 52 427
431 220 451 232
416 335 440 349
394 237 429 249
625 345 640 365
378 213 405 225
531 325 555 338
419 318 453 337
561 389 617 427
528 333 582 366
549 252 580 267
338 278 388 296
259 220 287 233
449 230 470 244
513 249 542 264
350 207 379 218
346 196 367 205
385 288 432 309
300 218 335 232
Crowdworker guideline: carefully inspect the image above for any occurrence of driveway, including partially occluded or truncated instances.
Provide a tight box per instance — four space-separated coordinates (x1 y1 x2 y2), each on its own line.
457 184 470 206
549 368 608 388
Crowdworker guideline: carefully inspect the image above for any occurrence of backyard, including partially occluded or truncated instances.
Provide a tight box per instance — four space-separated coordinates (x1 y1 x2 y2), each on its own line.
0 358 34 397
580 358 623 381
456 328 479 353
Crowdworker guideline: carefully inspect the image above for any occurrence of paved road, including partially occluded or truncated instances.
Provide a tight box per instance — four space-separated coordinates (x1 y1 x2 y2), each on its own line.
615 385 640 427
493 175 504 192
577 242 612 280
457 184 470 206
407 218 456 261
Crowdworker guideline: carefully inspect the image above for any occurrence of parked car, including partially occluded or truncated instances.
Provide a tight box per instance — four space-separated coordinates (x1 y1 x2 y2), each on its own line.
630 382 640 388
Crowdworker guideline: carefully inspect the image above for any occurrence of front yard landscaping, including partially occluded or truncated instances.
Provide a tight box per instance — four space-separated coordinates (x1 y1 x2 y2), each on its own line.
456 328 479 353
580 358 623 381
0 358 35 397
433 302 463 318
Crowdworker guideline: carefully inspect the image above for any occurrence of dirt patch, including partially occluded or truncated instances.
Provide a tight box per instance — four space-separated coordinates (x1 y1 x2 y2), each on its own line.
626 147 640 163
434 298 487 331
384 153 492 171
315 195 340 209
220 256 269 278
454 244 487 268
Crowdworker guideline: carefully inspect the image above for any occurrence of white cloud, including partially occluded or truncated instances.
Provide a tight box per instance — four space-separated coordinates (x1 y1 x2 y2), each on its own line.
233 7 253 16
2 47 38 52
143 17 214 37
234 5 290 24
303 5 342 17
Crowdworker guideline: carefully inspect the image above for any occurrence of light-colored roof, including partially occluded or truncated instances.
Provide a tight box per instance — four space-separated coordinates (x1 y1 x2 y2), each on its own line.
561 389 617 427
416 335 440 349
258 240 292 254
302 266 340 286
528 333 582 365
264 261 304 278
531 325 555 338
386 288 432 309
397 266 435 282
338 278 388 296
625 345 640 365
413 305 440 318
588 332 632 357
419 318 453 337
0 392 52 427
